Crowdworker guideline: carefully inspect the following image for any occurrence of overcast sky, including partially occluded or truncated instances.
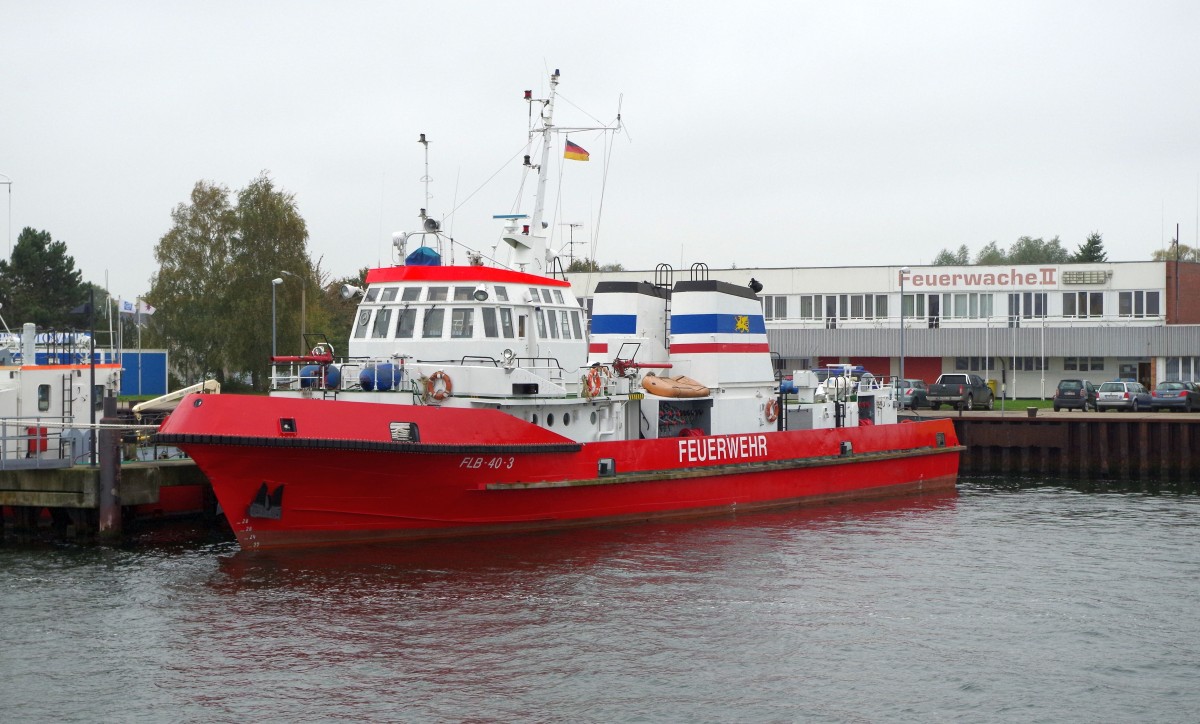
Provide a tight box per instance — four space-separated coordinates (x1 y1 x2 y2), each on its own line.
3 1 1199 301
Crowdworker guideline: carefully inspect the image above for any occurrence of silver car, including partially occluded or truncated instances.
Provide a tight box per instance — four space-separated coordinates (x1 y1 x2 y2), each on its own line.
1096 380 1152 412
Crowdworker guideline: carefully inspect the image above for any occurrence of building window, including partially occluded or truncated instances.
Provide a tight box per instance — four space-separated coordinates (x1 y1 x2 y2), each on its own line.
956 356 995 371
1013 356 1046 371
799 295 821 319
875 295 888 319
1119 290 1161 318
850 295 864 319
1167 356 1200 381
764 295 788 320
1064 357 1103 371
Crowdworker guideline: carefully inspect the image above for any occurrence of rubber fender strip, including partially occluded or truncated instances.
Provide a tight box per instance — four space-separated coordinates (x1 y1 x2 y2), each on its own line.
487 445 967 490
154 433 582 455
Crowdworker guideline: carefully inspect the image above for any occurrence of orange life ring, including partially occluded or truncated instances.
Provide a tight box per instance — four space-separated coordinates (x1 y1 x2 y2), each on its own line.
586 368 604 397
426 371 453 401
764 398 779 424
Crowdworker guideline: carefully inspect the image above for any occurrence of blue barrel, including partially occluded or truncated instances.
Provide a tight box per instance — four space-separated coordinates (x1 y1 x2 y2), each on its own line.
299 365 322 389
375 362 400 391
358 366 377 391
325 364 341 388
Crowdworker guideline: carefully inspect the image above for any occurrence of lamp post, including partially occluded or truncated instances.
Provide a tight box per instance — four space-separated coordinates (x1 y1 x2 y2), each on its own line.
280 270 305 354
899 266 910 380
271 277 283 358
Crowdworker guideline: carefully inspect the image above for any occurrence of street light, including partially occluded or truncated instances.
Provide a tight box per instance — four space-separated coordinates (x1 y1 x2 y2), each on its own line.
899 267 910 381
280 270 305 355
271 277 283 358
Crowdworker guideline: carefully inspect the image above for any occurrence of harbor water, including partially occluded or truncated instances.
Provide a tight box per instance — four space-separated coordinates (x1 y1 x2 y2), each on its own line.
2 477 1199 722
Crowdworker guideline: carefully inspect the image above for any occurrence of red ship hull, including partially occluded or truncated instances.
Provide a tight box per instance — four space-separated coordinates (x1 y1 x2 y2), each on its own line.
158 394 962 549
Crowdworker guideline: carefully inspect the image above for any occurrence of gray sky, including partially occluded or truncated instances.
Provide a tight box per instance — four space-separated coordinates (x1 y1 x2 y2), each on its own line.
3 1 1199 302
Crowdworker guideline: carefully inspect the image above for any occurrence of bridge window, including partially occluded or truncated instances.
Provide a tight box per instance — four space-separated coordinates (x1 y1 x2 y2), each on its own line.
402 287 421 301
552 289 564 304
495 286 509 302
365 288 380 302
380 287 398 302
570 310 583 339
371 309 393 338
560 311 572 339
354 309 372 338
427 287 448 302
422 309 445 338
454 287 474 301
38 384 50 412
547 310 560 339
396 309 417 338
482 308 499 337
451 309 475 338
500 309 515 338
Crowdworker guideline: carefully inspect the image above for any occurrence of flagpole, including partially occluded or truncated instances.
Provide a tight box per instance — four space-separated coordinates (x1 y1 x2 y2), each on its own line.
137 300 143 396
89 287 97 466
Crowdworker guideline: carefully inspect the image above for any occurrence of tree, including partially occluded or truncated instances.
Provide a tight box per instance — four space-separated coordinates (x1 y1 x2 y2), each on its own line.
1072 232 1107 263
1151 244 1200 262
599 262 626 272
147 174 312 389
321 266 368 358
1008 235 1070 264
145 181 238 385
974 241 1007 266
0 227 90 329
931 244 970 266
225 174 311 389
566 258 600 272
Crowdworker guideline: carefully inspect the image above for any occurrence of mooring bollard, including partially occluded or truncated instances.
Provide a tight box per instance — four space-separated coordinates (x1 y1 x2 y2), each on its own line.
1027 407 1038 418
98 396 122 542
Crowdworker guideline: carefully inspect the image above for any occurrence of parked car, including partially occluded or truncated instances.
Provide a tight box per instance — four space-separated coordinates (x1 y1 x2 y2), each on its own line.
1053 379 1098 412
1150 380 1200 412
893 378 929 409
1096 380 1153 412
927 373 994 410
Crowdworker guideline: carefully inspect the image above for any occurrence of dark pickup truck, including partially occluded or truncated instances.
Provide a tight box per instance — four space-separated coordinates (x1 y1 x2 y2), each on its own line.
927 373 994 410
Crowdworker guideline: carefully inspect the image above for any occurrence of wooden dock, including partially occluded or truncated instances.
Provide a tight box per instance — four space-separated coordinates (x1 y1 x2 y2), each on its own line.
914 409 1200 482
0 458 213 541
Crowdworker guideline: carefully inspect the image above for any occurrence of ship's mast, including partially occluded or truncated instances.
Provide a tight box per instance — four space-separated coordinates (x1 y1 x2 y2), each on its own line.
529 70 558 240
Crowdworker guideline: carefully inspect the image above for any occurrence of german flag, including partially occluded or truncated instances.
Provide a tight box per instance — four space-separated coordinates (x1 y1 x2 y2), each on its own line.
563 140 590 161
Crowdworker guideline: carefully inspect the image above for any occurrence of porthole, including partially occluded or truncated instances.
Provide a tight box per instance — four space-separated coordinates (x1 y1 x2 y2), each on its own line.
590 411 598 424
563 412 571 426
547 413 555 427
532 414 539 425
